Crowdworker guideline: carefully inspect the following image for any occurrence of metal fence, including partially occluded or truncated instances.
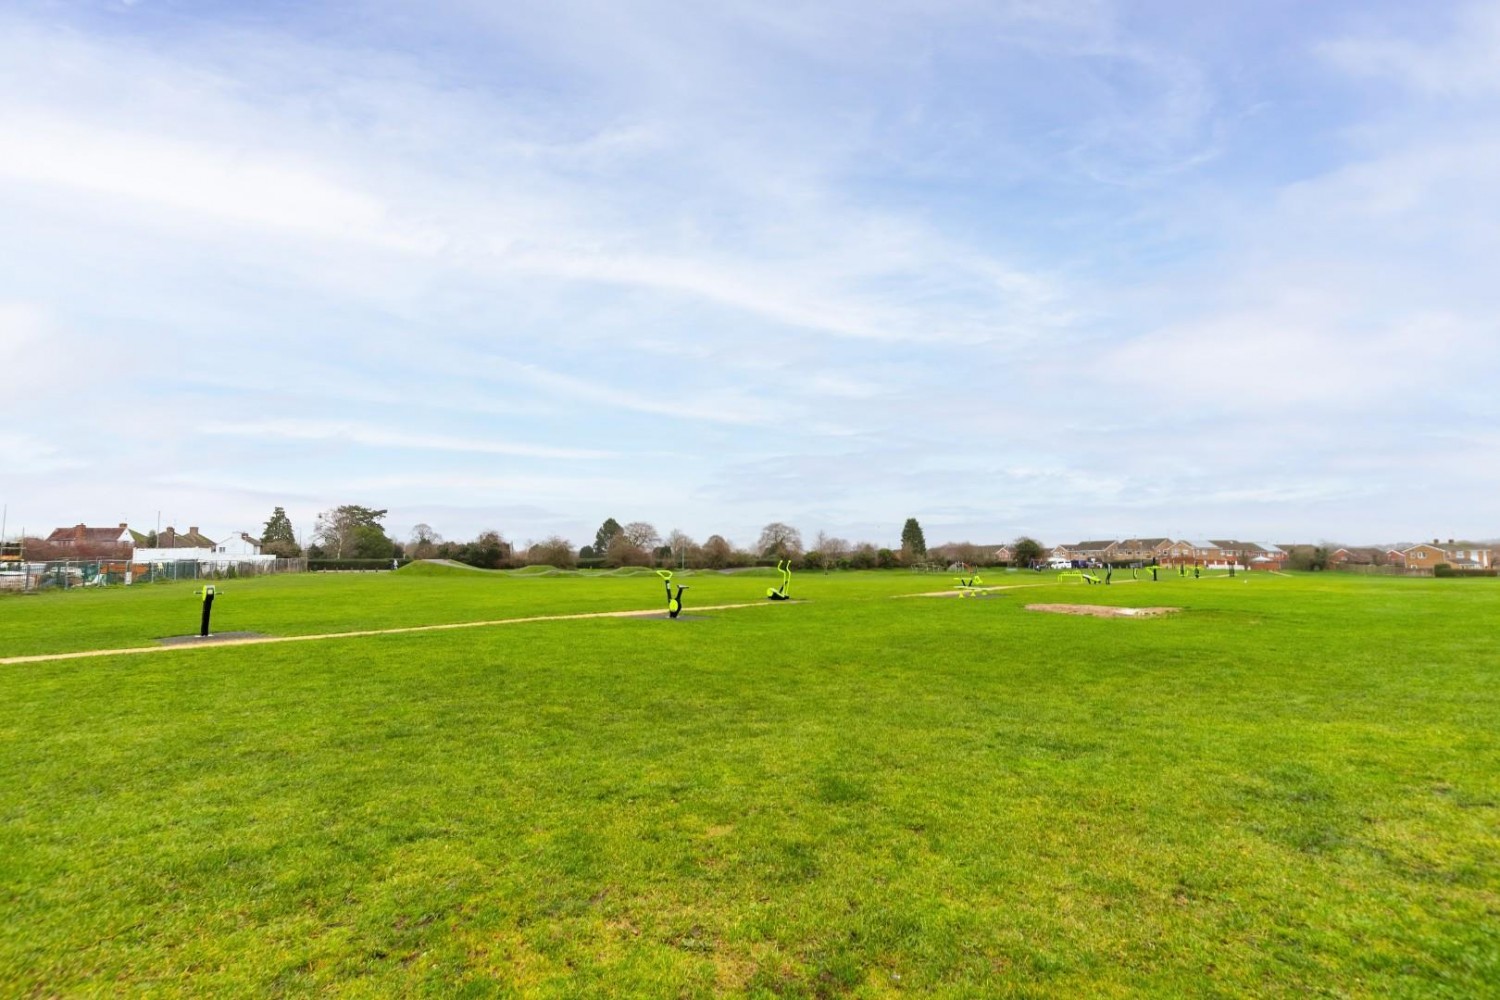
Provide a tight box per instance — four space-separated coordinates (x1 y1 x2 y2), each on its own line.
0 557 307 593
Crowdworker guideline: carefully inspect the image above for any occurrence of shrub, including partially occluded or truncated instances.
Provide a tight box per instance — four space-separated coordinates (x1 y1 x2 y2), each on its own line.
1434 564 1496 578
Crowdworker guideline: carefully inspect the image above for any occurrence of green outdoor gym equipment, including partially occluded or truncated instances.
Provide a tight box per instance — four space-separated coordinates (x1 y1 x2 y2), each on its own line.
766 560 792 601
955 564 984 597
1057 570 1100 585
657 570 688 618
194 584 218 636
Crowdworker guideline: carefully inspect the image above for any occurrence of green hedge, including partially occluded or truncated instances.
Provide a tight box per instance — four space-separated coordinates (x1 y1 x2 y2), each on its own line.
1433 563 1496 578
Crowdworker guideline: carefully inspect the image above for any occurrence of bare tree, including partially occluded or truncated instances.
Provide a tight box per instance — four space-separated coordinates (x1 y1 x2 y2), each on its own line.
528 535 577 568
757 522 803 559
701 534 733 569
408 523 442 559
814 531 850 566
622 521 661 550
665 529 698 569
605 532 651 567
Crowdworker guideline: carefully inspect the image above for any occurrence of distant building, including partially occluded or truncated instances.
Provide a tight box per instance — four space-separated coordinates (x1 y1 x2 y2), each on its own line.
210 532 266 558
202 531 277 568
1181 540 1223 564
1053 540 1118 564
155 526 217 549
46 522 133 549
43 523 135 558
1115 538 1172 562
131 525 218 565
1403 539 1492 571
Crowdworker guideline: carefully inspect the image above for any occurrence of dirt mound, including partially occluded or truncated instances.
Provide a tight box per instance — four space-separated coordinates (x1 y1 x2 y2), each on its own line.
1025 604 1180 619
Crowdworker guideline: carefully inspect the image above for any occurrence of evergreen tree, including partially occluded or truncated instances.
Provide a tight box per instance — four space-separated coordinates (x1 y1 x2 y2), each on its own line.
260 506 301 557
594 517 623 554
900 517 927 559
313 505 389 559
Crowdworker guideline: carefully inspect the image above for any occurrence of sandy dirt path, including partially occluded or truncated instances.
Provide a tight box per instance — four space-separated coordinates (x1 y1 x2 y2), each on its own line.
0 601 783 667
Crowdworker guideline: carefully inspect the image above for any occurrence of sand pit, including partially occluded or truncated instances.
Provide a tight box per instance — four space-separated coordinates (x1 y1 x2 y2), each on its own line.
1025 604 1180 619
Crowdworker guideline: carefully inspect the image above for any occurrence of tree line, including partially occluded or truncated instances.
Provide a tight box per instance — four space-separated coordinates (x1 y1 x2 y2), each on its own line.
255 507 1045 572
8 507 1040 572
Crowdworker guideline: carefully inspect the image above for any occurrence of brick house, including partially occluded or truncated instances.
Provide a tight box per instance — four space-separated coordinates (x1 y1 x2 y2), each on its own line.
43 523 135 558
1055 540 1119 564
1403 539 1492 571
1160 540 1198 565
1115 538 1172 562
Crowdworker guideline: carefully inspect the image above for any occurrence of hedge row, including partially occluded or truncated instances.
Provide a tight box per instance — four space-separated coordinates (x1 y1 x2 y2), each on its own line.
1433 564 1497 578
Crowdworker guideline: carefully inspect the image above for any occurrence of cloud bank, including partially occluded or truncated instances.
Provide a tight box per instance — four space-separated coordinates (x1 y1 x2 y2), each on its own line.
1 1 1495 548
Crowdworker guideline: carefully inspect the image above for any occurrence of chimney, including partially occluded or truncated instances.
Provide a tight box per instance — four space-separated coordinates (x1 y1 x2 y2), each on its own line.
1433 538 1439 545
1448 538 1454 545
119 522 127 529
189 526 198 535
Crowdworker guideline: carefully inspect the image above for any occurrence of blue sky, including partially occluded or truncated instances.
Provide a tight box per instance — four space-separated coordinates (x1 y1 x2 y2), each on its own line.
2 0 1497 551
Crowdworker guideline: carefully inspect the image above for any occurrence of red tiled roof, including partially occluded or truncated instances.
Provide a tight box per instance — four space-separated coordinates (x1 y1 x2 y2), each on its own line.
45 524 128 544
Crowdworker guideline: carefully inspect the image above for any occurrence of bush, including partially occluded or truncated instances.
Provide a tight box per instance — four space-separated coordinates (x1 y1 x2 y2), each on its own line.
1433 563 1496 577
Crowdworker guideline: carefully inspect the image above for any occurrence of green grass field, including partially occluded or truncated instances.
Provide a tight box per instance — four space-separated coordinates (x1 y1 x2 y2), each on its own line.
2 567 1497 996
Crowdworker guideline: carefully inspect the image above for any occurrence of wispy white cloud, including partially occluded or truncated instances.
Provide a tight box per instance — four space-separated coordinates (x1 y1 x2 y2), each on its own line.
2 2 1498 546
0 431 85 474
1319 3 1500 97
199 419 611 460
0 112 407 246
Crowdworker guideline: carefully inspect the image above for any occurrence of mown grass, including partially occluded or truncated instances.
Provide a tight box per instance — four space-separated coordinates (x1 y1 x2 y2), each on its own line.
2 570 1497 996
0 562 960 658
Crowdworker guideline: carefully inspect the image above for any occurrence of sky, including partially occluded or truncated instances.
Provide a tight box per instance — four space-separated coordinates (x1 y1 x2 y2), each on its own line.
2 0 1498 551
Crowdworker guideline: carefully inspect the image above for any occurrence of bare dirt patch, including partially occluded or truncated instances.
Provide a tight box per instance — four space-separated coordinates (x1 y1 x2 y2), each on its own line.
158 631 268 646
1025 604 1181 619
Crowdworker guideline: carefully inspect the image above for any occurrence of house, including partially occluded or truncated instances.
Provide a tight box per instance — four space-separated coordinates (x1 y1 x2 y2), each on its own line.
45 523 135 555
201 531 277 568
132 525 218 565
1064 540 1119 564
1181 540 1223 565
1403 539 1493 571
1328 546 1385 567
134 529 278 569
1160 540 1198 565
1244 543 1288 569
155 526 216 549
1385 549 1407 567
1208 541 1288 569
1115 538 1173 562
209 532 266 558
